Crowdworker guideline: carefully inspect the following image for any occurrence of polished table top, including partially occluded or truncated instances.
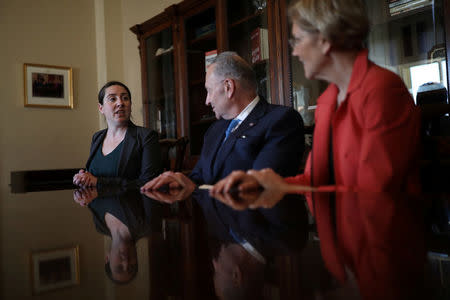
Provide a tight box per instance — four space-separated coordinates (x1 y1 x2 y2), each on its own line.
3 186 450 299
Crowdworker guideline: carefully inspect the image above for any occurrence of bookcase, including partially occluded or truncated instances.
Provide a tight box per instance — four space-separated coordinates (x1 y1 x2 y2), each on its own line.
131 0 450 165
131 0 298 162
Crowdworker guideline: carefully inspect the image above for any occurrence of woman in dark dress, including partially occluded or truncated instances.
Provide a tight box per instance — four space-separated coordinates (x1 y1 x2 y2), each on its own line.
73 81 162 188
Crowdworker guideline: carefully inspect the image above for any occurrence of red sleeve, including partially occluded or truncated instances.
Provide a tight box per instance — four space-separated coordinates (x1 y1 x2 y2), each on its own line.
356 75 421 192
284 151 311 185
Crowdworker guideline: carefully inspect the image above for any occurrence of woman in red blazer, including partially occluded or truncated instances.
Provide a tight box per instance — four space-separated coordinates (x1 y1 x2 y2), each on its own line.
211 0 421 196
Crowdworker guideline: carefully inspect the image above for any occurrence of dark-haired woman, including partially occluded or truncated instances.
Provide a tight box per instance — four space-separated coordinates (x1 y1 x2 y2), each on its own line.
73 81 162 187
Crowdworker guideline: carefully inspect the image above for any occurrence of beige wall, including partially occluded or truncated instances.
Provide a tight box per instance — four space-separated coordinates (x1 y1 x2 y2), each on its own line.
0 0 99 186
0 0 179 298
0 1 102 298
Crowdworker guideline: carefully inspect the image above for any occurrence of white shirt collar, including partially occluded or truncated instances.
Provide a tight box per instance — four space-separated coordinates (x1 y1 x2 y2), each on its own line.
233 95 260 128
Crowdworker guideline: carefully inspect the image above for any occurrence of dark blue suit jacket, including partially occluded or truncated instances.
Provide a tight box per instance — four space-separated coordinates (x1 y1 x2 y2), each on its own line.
192 190 308 257
190 100 304 184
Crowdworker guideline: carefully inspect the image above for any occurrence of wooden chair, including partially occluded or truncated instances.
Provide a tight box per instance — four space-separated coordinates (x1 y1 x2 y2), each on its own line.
159 137 189 172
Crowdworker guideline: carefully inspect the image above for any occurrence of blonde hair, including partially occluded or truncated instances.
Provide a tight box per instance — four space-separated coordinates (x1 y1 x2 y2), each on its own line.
288 0 369 50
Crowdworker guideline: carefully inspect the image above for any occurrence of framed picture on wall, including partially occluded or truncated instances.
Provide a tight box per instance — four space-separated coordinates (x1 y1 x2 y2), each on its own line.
30 245 80 295
24 63 73 109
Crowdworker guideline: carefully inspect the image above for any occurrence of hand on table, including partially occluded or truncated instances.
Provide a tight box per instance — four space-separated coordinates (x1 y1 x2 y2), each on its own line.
211 168 314 210
141 185 194 204
73 187 98 206
212 184 286 210
210 170 261 194
73 169 97 187
141 171 196 192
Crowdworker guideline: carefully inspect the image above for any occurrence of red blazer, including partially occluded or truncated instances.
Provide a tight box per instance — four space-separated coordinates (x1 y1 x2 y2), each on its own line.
315 192 425 299
286 49 421 199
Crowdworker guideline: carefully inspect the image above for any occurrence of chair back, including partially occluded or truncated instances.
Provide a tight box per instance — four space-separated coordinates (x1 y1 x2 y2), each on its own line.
159 137 189 172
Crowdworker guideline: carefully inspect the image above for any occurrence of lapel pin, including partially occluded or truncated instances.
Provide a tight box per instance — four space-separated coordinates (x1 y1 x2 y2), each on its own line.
249 122 255 127
241 135 247 139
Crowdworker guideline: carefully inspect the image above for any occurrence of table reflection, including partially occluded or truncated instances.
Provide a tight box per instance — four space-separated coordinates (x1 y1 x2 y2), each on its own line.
3 185 449 299
87 189 164 284
193 189 309 299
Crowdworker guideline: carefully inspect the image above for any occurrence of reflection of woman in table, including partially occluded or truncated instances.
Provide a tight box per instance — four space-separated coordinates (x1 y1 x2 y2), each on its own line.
87 189 162 284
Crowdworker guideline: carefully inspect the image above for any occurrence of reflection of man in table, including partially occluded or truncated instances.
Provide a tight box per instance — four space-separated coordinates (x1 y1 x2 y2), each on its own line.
194 190 308 299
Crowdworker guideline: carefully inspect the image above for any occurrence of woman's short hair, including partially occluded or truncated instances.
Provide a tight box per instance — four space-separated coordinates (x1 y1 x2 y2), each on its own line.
98 81 132 105
211 51 258 92
288 0 370 51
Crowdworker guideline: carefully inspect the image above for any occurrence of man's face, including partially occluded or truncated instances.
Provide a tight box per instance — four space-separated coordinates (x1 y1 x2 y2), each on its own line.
205 65 233 120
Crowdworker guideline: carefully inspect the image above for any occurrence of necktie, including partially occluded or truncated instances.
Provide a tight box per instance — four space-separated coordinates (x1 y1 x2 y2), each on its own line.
224 119 240 140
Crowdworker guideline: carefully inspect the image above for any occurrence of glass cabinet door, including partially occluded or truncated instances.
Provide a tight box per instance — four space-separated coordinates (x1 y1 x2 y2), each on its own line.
365 0 447 102
287 0 448 129
227 0 272 103
184 6 217 155
144 27 177 139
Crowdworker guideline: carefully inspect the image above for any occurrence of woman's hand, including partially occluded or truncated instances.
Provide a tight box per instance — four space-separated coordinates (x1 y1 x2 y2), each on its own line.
246 168 292 192
73 169 98 187
212 187 286 210
248 169 316 193
73 187 98 206
210 170 261 194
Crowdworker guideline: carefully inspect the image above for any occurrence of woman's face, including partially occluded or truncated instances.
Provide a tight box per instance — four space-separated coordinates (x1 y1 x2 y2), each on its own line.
291 23 329 80
99 85 131 126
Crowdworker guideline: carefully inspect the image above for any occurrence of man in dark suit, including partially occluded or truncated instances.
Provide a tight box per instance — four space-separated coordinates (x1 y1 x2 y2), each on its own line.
141 51 304 192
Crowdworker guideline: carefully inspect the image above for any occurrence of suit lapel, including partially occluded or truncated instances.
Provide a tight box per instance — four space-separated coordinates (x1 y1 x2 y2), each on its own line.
117 124 137 176
212 100 268 180
205 121 228 181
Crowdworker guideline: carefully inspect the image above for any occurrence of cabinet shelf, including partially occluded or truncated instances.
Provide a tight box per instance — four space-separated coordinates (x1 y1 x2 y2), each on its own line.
153 51 173 59
188 31 216 46
229 10 265 29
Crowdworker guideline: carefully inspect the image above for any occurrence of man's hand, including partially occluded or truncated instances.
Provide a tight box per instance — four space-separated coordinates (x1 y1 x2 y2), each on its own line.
73 169 98 187
141 184 195 204
140 171 196 192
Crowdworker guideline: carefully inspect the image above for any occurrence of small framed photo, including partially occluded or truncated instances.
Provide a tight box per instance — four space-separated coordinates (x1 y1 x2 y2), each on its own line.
24 63 73 109
30 246 80 295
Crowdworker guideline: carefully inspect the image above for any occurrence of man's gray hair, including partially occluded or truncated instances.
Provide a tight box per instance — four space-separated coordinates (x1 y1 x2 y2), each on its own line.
211 51 258 92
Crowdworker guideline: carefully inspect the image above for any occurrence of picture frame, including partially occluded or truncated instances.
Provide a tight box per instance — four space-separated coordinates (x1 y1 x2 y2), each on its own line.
30 245 80 295
24 63 73 109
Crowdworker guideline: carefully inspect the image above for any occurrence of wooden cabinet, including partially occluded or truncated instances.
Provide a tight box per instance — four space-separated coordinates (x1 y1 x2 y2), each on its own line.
132 0 450 163
131 0 299 161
